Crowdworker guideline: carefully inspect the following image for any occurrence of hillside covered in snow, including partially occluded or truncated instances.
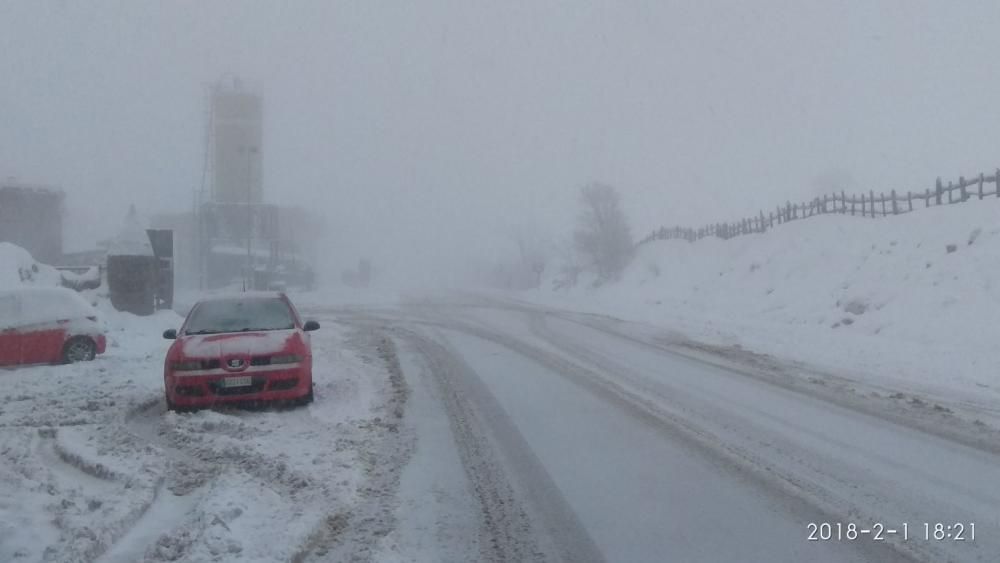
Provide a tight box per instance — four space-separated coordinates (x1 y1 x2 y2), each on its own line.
535 199 1000 406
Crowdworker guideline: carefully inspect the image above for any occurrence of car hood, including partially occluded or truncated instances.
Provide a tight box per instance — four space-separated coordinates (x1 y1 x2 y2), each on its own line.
180 330 298 358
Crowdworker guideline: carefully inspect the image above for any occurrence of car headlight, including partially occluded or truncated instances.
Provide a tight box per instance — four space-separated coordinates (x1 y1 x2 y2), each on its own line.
270 354 303 365
171 360 203 371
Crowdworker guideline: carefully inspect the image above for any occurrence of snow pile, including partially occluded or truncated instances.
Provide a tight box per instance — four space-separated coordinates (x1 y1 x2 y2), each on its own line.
0 241 61 289
538 200 1000 401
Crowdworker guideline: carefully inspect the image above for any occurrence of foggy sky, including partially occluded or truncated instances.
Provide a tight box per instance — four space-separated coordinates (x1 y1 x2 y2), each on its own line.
2 1 999 284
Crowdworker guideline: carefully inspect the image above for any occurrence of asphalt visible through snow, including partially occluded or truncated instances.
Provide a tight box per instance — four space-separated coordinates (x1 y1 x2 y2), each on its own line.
3 294 996 562
329 296 997 563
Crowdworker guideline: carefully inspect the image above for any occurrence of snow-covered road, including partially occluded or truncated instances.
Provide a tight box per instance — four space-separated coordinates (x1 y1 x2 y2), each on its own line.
2 294 997 562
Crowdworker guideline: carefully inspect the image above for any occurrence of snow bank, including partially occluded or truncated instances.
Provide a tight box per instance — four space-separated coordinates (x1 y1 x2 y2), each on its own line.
0 242 61 289
536 200 1000 402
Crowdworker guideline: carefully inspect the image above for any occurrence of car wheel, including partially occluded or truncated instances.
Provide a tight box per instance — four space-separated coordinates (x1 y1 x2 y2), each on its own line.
62 337 97 363
297 385 314 406
165 393 195 413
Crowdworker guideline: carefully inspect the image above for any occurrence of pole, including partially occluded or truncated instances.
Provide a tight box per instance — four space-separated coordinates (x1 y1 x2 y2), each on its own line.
245 146 255 291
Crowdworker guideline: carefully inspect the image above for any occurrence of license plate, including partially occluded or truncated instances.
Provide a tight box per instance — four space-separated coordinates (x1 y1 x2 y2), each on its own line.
222 376 252 388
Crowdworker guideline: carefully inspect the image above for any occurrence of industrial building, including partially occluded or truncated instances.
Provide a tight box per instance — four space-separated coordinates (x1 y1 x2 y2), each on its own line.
0 181 65 265
152 77 317 290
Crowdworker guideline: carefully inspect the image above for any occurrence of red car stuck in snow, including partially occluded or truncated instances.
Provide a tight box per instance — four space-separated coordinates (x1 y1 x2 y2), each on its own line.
0 287 107 367
162 292 319 411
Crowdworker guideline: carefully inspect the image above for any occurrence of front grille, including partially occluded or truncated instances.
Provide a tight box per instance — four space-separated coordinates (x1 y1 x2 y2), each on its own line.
174 385 205 397
268 378 299 391
201 359 221 370
250 356 271 366
207 377 267 396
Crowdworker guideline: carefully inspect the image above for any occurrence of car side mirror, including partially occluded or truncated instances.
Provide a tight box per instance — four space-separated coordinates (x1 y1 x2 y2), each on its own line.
163 329 177 340
303 320 320 332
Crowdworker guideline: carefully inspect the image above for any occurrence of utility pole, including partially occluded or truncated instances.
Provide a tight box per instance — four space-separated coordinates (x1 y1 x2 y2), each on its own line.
243 145 257 291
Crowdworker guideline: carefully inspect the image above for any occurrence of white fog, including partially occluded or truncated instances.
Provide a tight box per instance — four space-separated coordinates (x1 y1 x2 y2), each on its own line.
1 2 998 562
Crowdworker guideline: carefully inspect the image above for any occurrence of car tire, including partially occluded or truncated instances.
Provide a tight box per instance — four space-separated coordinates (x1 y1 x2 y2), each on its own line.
165 393 195 413
297 385 314 406
62 337 97 364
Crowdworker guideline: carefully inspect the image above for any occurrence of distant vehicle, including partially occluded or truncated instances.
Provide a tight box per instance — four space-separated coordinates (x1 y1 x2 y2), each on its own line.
0 287 107 366
162 292 319 411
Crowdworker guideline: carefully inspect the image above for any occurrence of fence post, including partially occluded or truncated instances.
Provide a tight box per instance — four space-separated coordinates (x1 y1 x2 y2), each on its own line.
925 188 931 207
861 194 866 217
948 181 954 204
869 191 875 217
907 191 912 212
850 194 855 215
891 190 898 214
786 201 792 221
997 169 1000 197
935 177 942 205
979 173 984 199
960 176 968 202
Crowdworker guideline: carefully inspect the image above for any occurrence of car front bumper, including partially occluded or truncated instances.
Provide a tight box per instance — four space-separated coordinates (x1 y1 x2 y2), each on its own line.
165 366 312 407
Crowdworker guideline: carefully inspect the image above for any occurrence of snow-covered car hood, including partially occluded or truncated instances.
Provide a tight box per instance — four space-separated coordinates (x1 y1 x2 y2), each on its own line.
180 330 298 358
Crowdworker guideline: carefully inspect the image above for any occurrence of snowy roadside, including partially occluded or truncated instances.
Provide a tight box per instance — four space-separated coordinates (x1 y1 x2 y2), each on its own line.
506 201 1000 438
0 304 409 563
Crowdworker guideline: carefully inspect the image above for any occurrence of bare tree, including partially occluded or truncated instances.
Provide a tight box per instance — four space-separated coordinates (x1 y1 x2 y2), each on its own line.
573 182 634 281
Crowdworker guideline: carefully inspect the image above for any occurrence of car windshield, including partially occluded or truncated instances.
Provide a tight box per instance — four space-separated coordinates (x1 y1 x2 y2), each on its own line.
184 298 295 335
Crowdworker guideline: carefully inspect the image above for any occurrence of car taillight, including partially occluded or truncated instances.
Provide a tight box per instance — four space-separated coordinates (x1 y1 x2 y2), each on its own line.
171 360 203 371
270 354 303 365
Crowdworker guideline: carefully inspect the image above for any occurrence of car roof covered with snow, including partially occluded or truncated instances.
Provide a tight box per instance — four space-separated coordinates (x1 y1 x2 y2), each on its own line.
0 286 99 329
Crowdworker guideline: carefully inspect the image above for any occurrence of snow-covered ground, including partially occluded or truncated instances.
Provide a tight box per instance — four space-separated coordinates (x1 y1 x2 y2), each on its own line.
522 200 1000 417
4 195 1000 563
0 297 409 562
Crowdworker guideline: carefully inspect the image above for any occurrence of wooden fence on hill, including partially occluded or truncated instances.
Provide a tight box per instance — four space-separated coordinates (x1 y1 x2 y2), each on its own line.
638 169 1000 245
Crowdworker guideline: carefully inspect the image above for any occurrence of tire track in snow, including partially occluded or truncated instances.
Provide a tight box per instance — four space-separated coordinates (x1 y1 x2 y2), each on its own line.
467 293 1000 454
548 308 1000 455
32 426 162 563
392 325 605 563
522 312 972 563
285 325 413 563
399 306 919 563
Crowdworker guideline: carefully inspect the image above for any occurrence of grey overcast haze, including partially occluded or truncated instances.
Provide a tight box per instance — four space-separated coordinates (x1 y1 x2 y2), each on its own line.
6 3 1000 562
2 0 999 283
